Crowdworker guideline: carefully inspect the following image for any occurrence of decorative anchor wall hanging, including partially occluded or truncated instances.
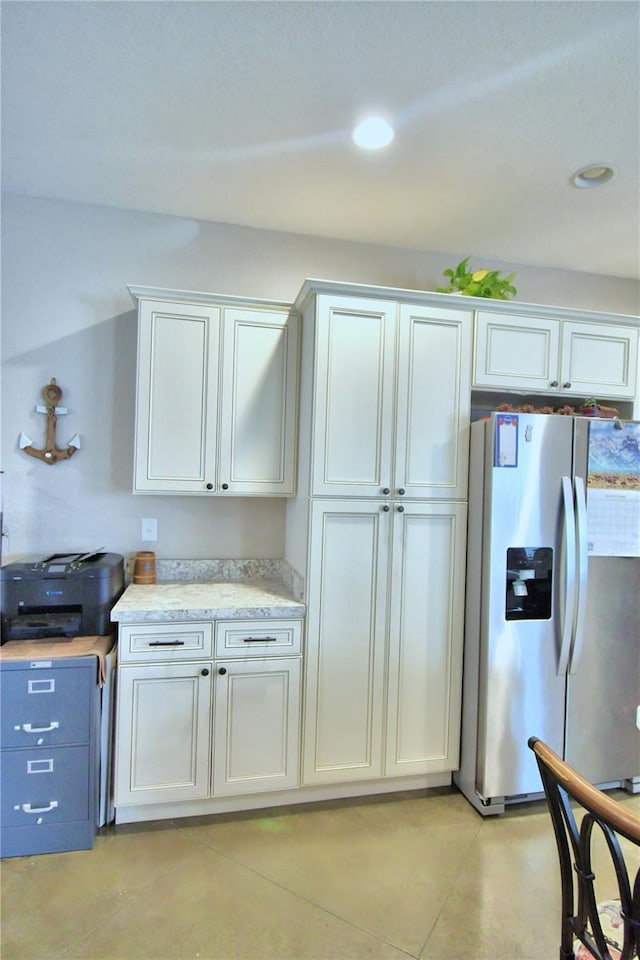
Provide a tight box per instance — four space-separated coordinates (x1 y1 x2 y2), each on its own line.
19 379 81 465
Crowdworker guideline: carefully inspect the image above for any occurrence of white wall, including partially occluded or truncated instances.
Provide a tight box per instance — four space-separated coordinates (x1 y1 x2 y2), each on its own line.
2 195 639 563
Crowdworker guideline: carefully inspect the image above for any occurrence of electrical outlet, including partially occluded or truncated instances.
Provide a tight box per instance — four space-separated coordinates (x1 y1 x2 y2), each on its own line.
141 518 158 542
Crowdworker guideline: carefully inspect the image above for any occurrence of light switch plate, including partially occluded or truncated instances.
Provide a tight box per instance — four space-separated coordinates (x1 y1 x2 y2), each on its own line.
141 518 158 542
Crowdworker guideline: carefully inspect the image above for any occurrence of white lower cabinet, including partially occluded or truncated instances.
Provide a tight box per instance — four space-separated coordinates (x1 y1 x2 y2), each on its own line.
115 661 213 806
213 658 301 796
385 502 467 776
303 499 467 785
114 620 302 812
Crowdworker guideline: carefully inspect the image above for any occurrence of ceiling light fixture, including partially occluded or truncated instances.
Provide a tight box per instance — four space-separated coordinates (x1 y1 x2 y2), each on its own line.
352 117 394 150
570 164 616 188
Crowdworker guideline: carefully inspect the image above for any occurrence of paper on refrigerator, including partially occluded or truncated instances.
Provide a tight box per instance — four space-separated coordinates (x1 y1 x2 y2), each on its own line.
586 420 640 557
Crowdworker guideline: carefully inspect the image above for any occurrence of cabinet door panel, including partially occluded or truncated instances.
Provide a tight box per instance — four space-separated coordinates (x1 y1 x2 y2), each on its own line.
396 306 471 498
213 659 300 796
385 502 467 776
219 309 299 494
474 312 560 390
134 300 220 492
115 664 212 805
304 501 388 782
312 296 396 496
561 322 638 398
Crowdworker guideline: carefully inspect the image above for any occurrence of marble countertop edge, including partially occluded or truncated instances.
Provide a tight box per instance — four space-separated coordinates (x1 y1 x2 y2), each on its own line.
110 577 305 623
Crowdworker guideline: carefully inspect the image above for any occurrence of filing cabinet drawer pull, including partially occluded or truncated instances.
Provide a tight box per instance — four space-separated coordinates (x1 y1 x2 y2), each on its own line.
20 801 58 814
148 641 185 647
242 636 278 642
28 759 54 774
28 679 55 694
17 721 60 733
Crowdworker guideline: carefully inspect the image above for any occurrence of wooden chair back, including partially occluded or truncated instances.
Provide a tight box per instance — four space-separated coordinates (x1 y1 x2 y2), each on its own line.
528 736 640 960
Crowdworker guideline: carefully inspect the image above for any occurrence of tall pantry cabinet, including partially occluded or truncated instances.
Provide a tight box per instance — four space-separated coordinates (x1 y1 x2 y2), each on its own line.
286 281 472 789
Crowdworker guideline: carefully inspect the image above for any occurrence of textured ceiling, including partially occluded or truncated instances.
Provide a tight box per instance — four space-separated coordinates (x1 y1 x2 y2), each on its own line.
2 0 639 279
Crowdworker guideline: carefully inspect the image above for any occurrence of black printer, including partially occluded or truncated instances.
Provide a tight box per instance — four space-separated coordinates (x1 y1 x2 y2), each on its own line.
1 551 124 643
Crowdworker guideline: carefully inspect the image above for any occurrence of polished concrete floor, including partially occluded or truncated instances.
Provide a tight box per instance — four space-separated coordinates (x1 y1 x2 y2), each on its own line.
2 786 639 960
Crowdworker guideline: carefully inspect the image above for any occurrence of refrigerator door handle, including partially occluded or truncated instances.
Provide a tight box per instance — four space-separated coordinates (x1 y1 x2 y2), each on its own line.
558 476 577 677
568 475 589 674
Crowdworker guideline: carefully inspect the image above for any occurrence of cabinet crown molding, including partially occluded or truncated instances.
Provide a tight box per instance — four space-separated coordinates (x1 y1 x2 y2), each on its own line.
294 278 639 327
127 284 295 314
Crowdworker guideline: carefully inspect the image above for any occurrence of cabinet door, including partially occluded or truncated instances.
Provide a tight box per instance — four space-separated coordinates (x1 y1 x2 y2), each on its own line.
311 296 396 497
395 305 471 499
212 658 301 796
219 309 299 494
560 321 638 399
134 299 220 493
114 663 212 806
473 312 560 391
303 500 389 783
385 502 467 776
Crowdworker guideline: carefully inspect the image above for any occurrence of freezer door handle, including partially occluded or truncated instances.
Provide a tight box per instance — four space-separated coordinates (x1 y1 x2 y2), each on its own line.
558 476 577 677
568 476 589 674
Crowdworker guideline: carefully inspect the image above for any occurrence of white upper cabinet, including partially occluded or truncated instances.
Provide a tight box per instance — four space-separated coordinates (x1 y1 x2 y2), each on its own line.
309 295 471 499
219 308 299 495
395 304 471 498
560 321 638 399
134 298 221 494
311 295 396 498
130 288 299 495
474 311 638 399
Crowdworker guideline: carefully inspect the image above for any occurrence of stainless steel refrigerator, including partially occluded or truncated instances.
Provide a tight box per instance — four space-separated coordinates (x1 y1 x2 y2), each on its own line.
455 412 640 816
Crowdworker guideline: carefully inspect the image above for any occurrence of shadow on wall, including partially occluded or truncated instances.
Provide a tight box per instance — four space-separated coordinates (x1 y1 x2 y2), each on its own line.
1 310 137 556
4 309 138 495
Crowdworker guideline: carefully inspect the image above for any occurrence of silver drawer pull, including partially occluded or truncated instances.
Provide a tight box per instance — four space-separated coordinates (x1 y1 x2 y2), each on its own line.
21 801 58 814
28 679 55 694
148 641 186 647
18 721 60 733
243 636 278 642
28 759 54 774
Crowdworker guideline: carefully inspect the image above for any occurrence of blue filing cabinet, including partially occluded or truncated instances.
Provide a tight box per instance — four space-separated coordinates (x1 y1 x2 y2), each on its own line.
0 655 100 857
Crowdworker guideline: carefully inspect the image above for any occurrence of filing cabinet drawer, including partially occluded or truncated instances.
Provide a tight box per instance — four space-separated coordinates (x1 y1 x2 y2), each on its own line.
215 619 302 657
119 622 213 662
0 660 93 748
0 745 90 826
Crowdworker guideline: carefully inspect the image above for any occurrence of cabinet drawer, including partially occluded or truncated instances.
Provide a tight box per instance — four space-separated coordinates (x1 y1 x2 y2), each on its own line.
118 622 213 662
0 745 90 826
215 620 302 657
0 661 93 748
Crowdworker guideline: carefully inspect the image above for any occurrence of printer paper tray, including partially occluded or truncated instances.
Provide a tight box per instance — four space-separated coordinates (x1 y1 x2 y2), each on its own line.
7 612 83 641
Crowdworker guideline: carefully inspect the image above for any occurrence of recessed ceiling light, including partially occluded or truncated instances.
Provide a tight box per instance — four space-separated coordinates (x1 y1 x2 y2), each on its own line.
352 117 394 150
570 164 616 188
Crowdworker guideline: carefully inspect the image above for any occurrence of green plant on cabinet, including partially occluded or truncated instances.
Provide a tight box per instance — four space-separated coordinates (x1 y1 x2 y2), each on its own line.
437 257 517 300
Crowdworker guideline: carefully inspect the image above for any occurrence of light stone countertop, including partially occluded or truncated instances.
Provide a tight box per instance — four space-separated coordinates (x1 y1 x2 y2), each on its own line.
111 579 305 624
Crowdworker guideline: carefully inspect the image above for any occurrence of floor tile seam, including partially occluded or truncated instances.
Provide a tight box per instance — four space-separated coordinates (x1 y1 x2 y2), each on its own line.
191 844 422 959
48 846 208 960
416 816 485 957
